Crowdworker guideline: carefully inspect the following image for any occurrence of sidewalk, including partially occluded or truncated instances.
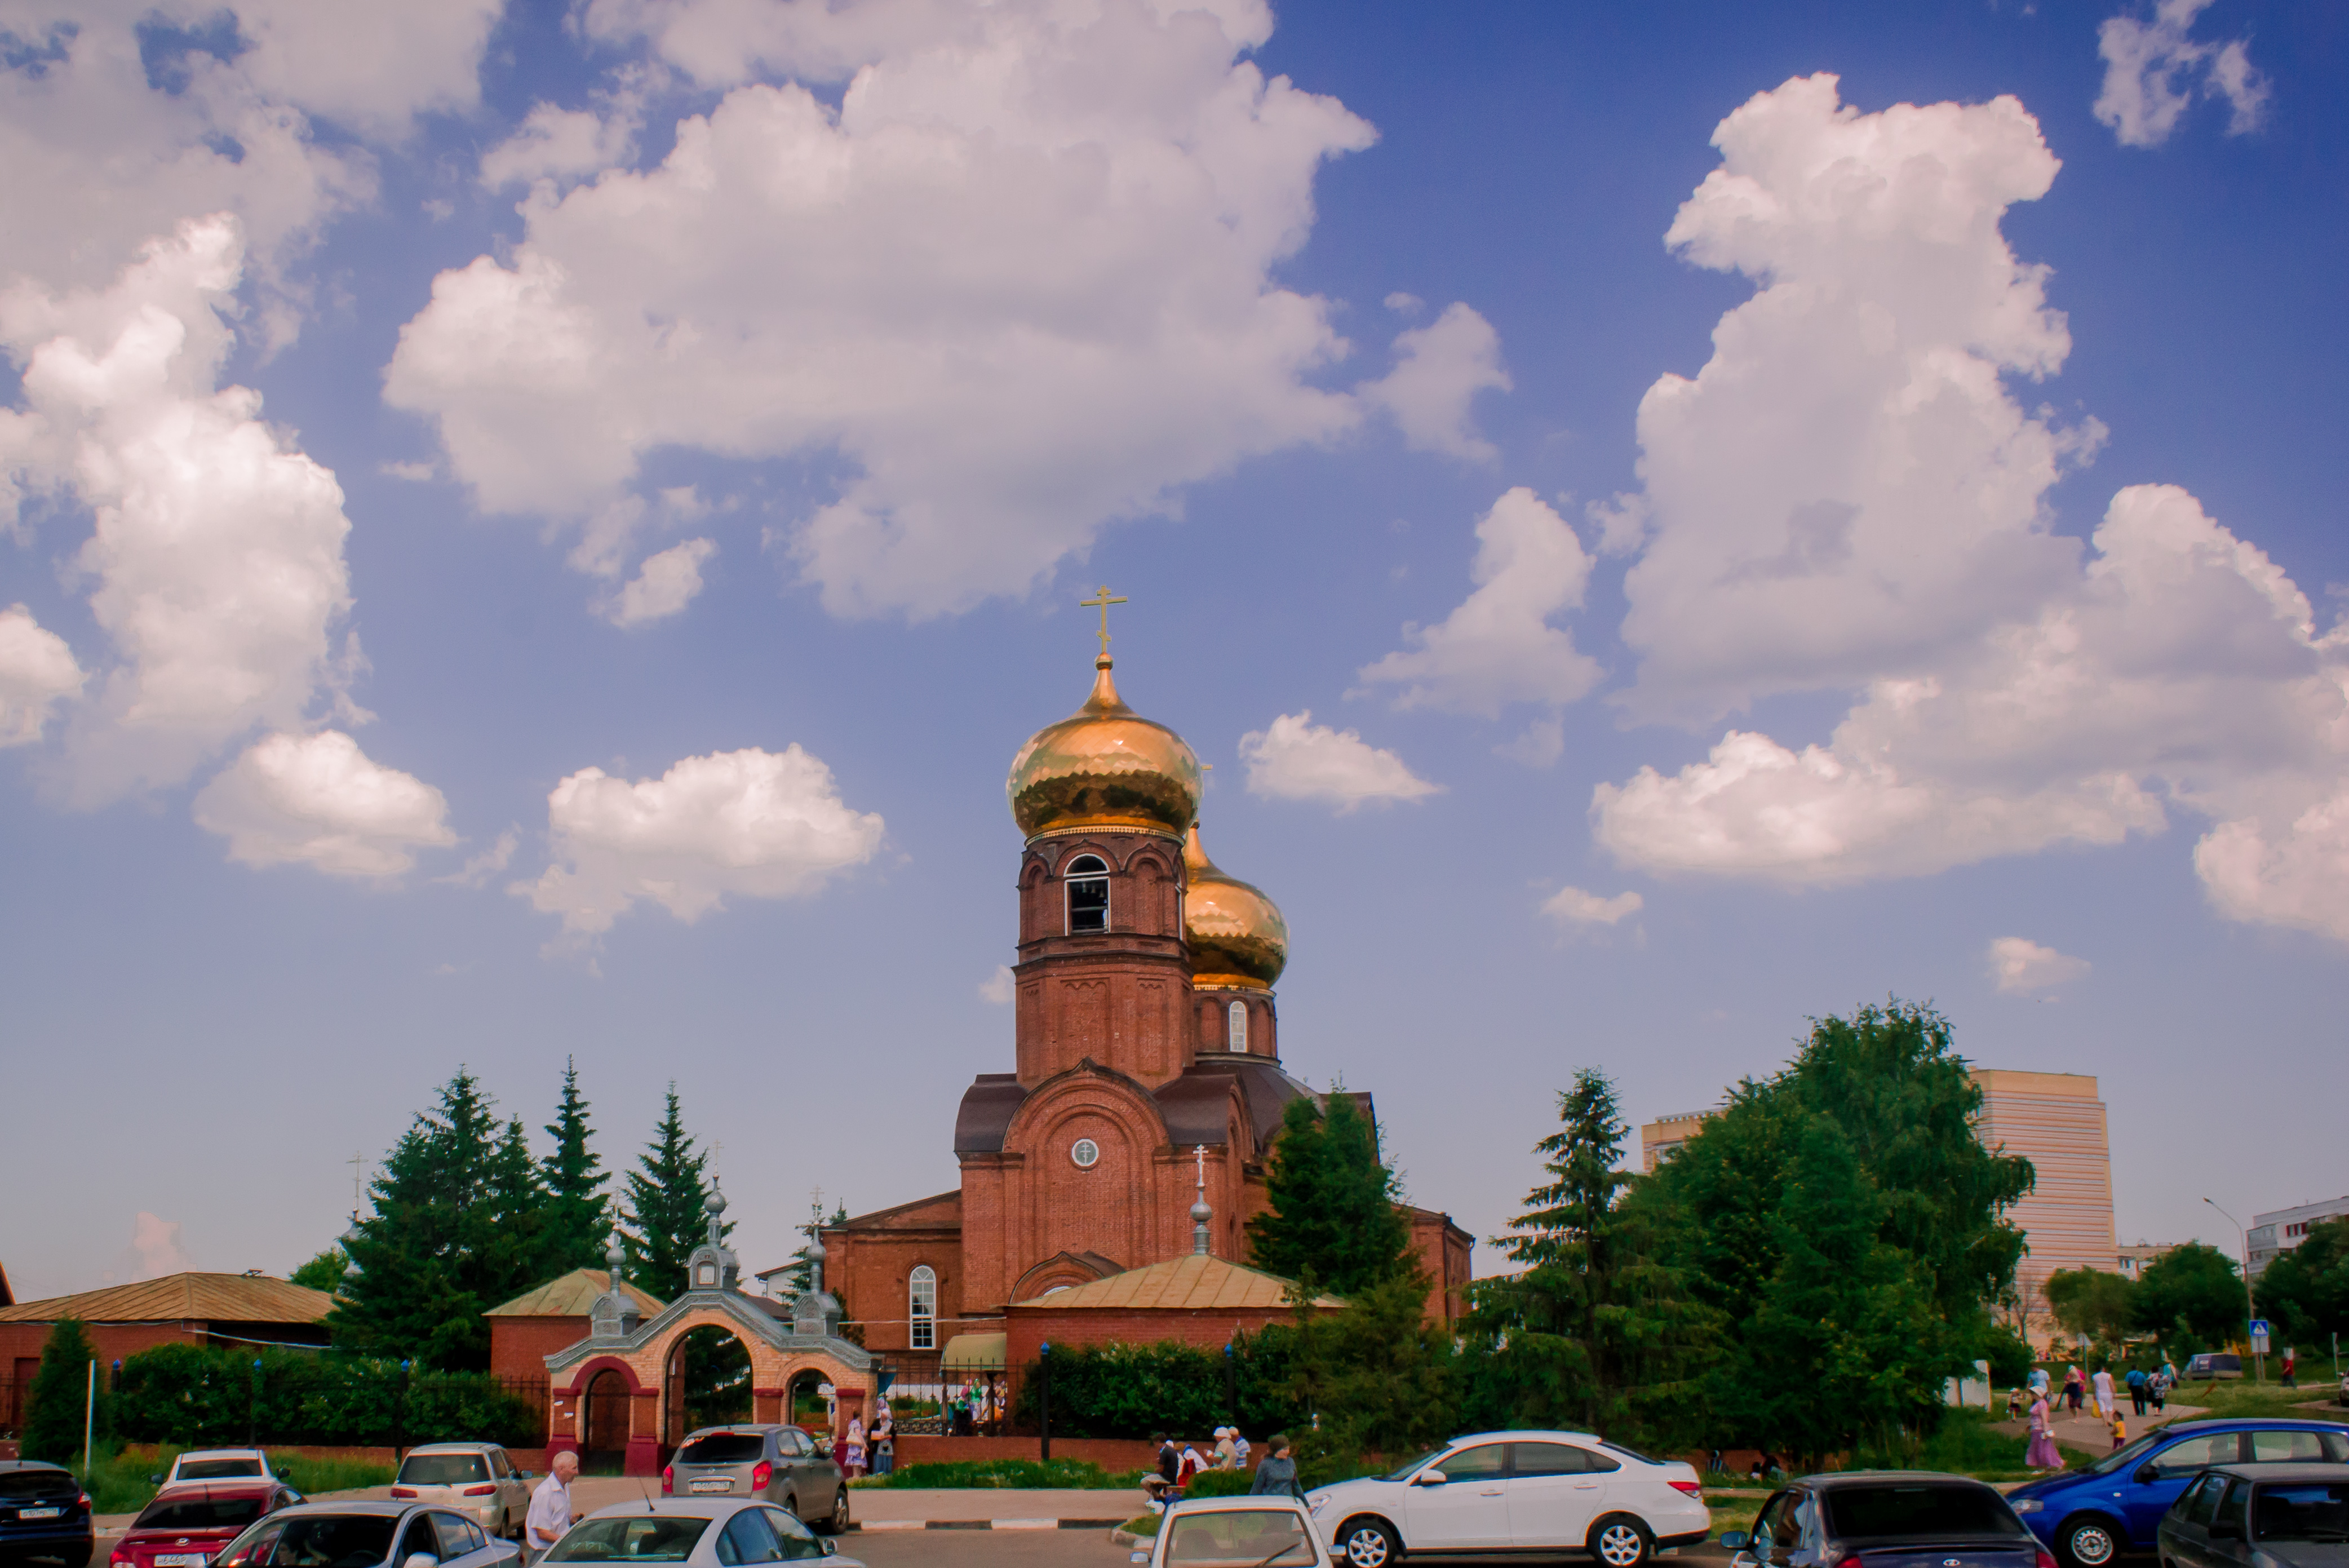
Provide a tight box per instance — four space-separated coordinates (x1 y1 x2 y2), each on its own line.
1990 1399 2208 1454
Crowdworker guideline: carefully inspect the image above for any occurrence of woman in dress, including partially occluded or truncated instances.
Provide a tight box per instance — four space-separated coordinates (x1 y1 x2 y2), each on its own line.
2026 1388 2063 1472
870 1406 894 1478
843 1414 866 1478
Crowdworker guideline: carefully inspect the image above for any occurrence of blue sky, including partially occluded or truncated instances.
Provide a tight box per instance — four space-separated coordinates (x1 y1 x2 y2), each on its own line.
3 0 2343 1302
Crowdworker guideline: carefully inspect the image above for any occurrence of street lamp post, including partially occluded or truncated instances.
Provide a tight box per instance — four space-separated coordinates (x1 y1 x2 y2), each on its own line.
2203 1198 2263 1384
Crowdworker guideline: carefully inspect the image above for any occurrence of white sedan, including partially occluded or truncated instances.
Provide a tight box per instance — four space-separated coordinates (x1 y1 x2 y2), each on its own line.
1133 1495 1332 1567
1305 1430 1710 1568
542 1499 861 1568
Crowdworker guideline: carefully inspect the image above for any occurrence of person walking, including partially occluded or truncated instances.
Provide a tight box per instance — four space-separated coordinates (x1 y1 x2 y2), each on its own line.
843 1414 866 1479
2063 1365 2085 1416
2282 1348 2297 1389
2149 1365 2170 1414
2026 1390 2062 1473
2091 1363 2116 1421
2126 1365 2148 1416
870 1406 894 1478
524 1450 579 1565
1212 1428 1238 1470
1250 1435 1304 1501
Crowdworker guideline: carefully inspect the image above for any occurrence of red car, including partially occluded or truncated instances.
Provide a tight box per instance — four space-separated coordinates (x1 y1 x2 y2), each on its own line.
110 1482 300 1568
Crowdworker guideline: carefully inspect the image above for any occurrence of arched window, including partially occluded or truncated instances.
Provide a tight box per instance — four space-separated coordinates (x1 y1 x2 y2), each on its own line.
1227 998 1248 1053
908 1265 937 1350
1065 854 1109 933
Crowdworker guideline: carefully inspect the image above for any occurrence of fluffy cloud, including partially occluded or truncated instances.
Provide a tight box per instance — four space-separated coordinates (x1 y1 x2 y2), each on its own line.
979 964 1016 1004
1544 885 1643 928
609 538 717 626
193 729 456 878
385 0 1381 617
2094 0 2270 149
128 1211 194 1279
1615 73 2089 725
1988 936 2089 994
1238 711 1441 810
480 101 640 188
1 218 367 802
524 746 885 935
1357 488 1602 721
0 605 85 745
1362 301 1509 460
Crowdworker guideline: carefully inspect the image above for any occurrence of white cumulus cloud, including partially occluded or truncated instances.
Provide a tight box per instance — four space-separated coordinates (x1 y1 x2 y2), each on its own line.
609 538 718 626
1544 885 1643 928
2094 0 2270 149
481 100 640 188
1357 487 1602 720
1238 711 1441 811
1362 301 1510 460
524 746 886 936
193 729 457 879
1 216 371 803
128 1211 194 1279
979 965 1016 1004
385 0 1379 619
1988 936 2090 995
0 605 86 745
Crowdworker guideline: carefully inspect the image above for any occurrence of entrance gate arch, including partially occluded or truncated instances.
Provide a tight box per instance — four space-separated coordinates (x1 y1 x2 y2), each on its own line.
544 1195 875 1477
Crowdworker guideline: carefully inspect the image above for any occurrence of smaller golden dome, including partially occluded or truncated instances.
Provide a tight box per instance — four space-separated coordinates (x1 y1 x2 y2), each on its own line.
1183 823 1288 990
1007 659 1203 840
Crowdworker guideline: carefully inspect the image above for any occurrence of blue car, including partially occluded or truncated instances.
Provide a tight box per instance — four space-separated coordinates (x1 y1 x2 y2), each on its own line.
2006 1418 2349 1568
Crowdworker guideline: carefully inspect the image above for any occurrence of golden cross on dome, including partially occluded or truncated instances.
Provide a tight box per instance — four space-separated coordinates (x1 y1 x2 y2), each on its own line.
1080 584 1128 659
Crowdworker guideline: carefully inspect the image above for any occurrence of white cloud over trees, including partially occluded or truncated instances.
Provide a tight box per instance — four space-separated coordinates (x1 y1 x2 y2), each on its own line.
193 729 456 879
1987 936 2089 995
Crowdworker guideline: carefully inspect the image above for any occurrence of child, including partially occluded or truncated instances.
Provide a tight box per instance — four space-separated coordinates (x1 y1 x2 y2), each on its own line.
2109 1410 2127 1450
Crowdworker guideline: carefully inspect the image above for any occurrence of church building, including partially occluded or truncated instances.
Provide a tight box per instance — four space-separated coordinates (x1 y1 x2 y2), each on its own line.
820 606 1472 1379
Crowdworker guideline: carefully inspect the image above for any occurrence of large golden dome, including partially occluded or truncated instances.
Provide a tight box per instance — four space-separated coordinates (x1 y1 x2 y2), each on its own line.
1182 824 1288 990
1007 659 1203 840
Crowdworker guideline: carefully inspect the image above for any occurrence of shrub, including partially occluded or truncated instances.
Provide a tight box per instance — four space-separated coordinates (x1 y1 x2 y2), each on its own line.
112 1345 537 1448
23 1319 107 1467
874 1458 1120 1489
1009 1333 1305 1439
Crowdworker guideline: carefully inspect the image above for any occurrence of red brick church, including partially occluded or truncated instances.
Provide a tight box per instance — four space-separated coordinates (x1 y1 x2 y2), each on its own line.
821 611 1472 1377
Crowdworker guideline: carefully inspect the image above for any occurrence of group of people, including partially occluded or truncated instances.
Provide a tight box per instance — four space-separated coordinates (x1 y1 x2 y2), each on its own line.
830 1405 896 1478
1143 1429 1303 1508
2018 1357 2182 1470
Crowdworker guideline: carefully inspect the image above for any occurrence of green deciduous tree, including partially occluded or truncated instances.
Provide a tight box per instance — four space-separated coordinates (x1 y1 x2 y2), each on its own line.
1246 1092 1414 1298
22 1318 104 1466
1285 1272 1456 1482
1467 1069 1713 1443
622 1084 728 1300
540 1057 612 1275
2047 1267 2137 1349
2133 1242 2246 1353
289 1248 349 1293
2257 1219 2349 1345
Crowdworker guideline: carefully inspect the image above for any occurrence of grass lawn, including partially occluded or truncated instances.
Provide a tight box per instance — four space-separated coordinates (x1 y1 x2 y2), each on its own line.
81 1445 394 1516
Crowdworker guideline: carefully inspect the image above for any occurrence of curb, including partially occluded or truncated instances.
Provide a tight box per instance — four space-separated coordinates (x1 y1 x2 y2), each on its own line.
852 1518 1132 1531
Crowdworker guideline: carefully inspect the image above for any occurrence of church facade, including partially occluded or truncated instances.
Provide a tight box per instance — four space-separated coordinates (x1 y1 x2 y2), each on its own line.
821 629 1472 1373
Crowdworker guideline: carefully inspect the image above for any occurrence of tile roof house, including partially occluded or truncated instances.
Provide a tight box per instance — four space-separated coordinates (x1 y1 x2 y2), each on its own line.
1001 1252 1343 1374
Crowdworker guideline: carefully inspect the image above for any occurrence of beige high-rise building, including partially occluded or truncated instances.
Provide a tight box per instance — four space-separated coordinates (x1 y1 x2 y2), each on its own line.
1970 1070 2117 1350
1639 1110 1715 1172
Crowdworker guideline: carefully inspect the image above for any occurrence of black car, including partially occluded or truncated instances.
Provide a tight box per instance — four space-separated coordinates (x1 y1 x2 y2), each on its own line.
2156 1463 2349 1568
1725 1472 2057 1568
0 1460 94 1568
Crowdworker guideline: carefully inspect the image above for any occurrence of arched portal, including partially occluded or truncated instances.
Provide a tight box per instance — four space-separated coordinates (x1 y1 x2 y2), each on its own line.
580 1368 631 1474
663 1323 754 1443
784 1367 832 1432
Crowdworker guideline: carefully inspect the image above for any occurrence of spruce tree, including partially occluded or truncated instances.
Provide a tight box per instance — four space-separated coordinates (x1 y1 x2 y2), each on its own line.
540 1057 611 1275
22 1318 103 1466
1247 1092 1414 1297
622 1084 730 1300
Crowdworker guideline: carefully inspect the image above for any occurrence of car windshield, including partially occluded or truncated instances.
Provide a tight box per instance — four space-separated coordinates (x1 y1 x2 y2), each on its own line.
2085 1431 2170 1476
674 1435 765 1466
138 1496 268 1531
1825 1484 2028 1540
180 1461 265 1481
544 1517 713 1562
1164 1508 1315 1566
264 1514 399 1567
0 1470 79 1501
396 1456 489 1486
2253 1483 2349 1542
1378 1449 1447 1483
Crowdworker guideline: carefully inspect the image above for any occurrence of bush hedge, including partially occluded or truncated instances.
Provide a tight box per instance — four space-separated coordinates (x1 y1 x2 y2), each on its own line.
1009 1334 1306 1439
112 1345 539 1449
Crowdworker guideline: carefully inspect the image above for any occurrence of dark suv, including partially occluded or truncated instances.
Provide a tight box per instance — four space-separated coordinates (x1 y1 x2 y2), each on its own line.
2006 1418 2349 1568
661 1425 848 1535
0 1460 94 1568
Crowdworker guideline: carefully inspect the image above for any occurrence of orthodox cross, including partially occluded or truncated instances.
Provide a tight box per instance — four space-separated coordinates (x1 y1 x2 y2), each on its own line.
1080 584 1127 659
348 1151 366 1217
1194 1144 1207 1193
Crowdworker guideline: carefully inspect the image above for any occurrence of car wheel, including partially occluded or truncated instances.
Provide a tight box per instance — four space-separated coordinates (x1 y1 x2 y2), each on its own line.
2059 1517 2121 1568
1591 1514 1654 1568
1334 1517 1400 1568
781 1494 799 1522
818 1486 850 1535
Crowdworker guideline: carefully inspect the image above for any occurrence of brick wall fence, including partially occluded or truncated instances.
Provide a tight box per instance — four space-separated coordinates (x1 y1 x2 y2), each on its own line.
889 1434 1221 1472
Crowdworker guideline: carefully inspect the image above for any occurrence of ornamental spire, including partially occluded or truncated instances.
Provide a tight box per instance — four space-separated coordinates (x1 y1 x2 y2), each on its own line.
1191 1144 1213 1257
1079 583 1127 667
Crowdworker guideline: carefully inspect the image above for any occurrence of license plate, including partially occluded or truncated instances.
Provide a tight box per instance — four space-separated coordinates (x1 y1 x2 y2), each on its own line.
158 1553 210 1566
18 1508 63 1519
689 1479 731 1494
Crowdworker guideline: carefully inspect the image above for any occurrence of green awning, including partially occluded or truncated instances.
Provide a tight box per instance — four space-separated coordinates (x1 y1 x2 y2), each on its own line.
939 1332 1006 1372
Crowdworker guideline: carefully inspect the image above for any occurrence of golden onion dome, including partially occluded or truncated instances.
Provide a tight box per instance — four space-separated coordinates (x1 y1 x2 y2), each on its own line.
1182 823 1288 990
1007 658 1203 840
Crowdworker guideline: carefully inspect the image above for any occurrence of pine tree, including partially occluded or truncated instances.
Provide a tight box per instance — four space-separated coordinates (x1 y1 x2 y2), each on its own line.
540 1057 611 1275
622 1084 730 1300
22 1318 103 1466
484 1115 551 1294
1246 1092 1415 1297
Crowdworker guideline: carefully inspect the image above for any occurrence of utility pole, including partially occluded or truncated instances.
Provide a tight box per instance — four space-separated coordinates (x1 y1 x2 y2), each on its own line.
2204 1198 2263 1384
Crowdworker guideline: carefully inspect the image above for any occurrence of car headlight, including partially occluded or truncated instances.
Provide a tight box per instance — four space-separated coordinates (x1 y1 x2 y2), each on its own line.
2013 1501 2044 1514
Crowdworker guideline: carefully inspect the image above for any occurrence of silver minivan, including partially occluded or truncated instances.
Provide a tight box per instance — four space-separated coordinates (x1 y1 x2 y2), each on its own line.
390 1445 533 1539
663 1426 849 1535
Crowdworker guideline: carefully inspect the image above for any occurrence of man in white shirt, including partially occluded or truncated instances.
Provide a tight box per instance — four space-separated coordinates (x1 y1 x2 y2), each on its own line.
524 1450 579 1563
2090 1365 2116 1421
